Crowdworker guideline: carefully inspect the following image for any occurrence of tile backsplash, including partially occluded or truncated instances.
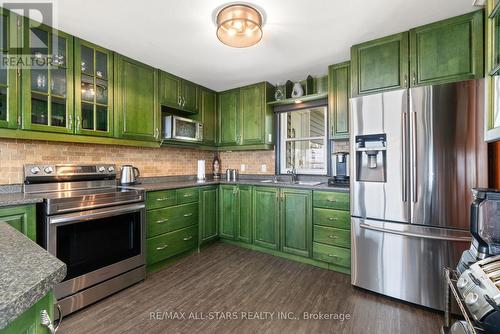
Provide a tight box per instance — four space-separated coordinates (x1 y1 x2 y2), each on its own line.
218 150 275 175
0 139 214 185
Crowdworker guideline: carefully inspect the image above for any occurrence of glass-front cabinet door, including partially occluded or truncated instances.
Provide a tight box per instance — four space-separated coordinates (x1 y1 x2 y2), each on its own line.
74 39 113 136
0 8 19 129
21 20 74 133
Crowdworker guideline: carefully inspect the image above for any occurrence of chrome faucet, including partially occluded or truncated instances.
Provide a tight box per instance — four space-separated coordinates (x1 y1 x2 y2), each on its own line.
287 167 298 183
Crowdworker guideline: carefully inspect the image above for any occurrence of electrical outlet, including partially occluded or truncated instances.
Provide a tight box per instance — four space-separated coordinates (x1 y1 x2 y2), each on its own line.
240 164 246 172
261 164 267 173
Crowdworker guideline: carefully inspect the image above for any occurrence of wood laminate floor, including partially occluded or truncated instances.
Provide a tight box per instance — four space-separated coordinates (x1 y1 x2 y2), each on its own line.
59 242 443 334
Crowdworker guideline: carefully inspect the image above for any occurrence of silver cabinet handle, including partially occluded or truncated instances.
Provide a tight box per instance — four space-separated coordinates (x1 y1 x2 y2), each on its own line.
183 236 193 241
328 235 338 239
178 96 181 106
327 254 339 259
326 199 337 203
183 194 192 197
156 244 168 250
412 72 416 86
156 218 169 224
68 115 73 130
183 213 193 217
156 197 171 202
328 217 339 221
182 97 186 107
40 304 62 334
404 74 408 88
76 116 81 131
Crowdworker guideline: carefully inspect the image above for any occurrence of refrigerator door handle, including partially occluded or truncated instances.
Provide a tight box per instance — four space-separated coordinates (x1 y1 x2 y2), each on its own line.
402 112 408 202
411 111 418 203
359 223 471 242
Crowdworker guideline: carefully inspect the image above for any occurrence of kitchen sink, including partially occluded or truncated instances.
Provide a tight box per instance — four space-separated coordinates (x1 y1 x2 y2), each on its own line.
259 180 323 186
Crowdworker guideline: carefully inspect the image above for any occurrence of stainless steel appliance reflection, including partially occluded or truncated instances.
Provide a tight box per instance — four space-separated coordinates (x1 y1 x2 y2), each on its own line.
350 80 488 310
24 164 146 317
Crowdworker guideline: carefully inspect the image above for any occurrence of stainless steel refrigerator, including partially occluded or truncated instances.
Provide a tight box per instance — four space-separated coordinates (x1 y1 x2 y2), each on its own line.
350 79 488 310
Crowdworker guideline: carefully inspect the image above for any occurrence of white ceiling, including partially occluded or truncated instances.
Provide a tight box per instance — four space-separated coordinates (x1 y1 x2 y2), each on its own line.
38 1 482 91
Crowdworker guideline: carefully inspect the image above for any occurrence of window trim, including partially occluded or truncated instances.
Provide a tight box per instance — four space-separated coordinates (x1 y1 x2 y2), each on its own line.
278 104 328 175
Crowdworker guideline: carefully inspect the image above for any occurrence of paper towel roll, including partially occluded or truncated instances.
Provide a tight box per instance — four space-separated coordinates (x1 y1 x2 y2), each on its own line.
197 160 205 181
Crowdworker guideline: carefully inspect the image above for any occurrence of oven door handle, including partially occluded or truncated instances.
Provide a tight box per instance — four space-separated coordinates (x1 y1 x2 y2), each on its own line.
48 203 145 225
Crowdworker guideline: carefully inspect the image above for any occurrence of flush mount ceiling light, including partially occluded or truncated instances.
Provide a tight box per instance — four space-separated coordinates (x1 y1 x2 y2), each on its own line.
216 3 263 48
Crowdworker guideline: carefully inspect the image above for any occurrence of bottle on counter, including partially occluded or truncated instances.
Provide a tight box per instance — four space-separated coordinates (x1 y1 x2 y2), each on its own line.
213 154 221 179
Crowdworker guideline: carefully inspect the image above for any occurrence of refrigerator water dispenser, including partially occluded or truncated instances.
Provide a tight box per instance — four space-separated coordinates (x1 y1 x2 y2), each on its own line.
355 134 387 182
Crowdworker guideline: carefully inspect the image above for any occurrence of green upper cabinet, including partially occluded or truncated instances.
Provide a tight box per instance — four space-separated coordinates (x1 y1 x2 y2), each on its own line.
280 188 312 258
218 89 240 146
219 184 237 239
328 62 350 139
218 82 274 149
21 20 74 133
236 185 252 243
0 9 19 129
409 10 484 86
74 39 113 137
253 186 279 250
198 88 216 145
158 71 198 114
199 185 218 244
159 71 180 108
114 54 159 141
0 204 36 241
351 32 409 97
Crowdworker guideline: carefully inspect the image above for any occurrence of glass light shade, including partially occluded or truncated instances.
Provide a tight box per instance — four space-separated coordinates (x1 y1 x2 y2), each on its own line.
216 4 263 48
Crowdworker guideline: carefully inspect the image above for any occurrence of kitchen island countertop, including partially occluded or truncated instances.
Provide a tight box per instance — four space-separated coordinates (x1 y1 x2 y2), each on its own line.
0 222 66 330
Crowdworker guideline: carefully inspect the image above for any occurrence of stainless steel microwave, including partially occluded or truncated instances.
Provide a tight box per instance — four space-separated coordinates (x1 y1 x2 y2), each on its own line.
163 115 203 142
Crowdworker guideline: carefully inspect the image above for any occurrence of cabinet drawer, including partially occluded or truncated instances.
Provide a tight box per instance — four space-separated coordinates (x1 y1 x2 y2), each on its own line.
313 191 349 210
176 187 199 204
146 190 176 209
313 242 350 267
314 225 350 248
313 208 350 229
147 203 198 238
147 225 198 265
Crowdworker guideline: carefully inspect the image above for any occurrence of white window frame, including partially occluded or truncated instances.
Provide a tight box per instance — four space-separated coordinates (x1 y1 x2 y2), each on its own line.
279 106 328 175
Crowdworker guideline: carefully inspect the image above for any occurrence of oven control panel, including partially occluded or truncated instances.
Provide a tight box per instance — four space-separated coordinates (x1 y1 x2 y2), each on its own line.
24 164 117 182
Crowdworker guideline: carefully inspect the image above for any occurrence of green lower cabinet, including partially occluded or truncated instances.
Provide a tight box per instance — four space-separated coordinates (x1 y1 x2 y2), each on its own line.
199 186 218 244
280 188 312 258
147 225 198 266
409 10 484 86
219 185 237 239
252 187 279 250
0 292 54 334
0 205 36 241
236 185 252 243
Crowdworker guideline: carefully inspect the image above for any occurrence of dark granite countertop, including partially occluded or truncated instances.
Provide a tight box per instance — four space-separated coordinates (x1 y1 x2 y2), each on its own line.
0 192 44 208
0 222 66 330
133 176 349 193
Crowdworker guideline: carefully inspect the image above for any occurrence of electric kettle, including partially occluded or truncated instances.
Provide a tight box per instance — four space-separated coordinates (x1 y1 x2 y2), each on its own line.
120 165 140 185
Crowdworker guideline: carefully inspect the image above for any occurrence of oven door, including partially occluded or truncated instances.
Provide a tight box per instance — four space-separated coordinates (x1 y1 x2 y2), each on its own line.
46 203 145 299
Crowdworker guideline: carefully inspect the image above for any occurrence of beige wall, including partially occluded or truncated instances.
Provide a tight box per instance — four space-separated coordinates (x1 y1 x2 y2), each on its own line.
0 138 214 185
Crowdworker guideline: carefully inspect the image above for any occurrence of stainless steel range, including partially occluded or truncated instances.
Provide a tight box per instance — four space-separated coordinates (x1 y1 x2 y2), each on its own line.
24 164 146 316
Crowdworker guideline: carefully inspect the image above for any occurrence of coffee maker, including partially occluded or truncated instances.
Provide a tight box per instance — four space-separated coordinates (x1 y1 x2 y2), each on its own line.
329 152 350 186
458 188 500 272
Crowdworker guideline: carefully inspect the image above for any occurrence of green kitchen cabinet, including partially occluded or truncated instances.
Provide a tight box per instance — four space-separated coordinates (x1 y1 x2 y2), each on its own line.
240 82 274 145
280 188 312 257
159 71 181 108
219 184 237 239
74 38 114 136
199 185 218 244
0 205 36 241
158 71 198 113
253 186 279 250
351 32 409 97
218 184 252 243
21 20 74 133
328 62 350 139
236 185 252 243
114 54 159 141
218 89 239 145
0 8 20 129
0 292 54 334
198 88 216 145
409 10 484 86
